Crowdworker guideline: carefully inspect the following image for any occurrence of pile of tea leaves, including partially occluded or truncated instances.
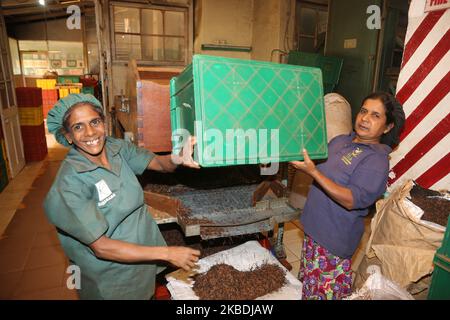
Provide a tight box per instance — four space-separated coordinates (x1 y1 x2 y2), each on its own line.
192 263 286 300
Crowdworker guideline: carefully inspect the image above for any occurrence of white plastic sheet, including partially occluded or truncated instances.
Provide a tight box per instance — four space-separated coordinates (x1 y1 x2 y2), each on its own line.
166 241 303 300
347 265 415 300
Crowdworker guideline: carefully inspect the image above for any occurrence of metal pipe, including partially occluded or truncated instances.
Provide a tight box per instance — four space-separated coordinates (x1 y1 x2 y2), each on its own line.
373 0 388 92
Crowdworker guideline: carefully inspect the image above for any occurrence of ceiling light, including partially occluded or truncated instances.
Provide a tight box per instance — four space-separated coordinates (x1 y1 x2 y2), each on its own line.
38 0 46 6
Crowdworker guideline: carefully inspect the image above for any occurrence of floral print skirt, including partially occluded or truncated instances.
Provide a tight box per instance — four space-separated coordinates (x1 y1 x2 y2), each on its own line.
298 234 353 300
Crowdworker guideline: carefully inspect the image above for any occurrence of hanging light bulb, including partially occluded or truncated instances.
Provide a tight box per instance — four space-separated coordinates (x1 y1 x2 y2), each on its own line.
38 0 46 6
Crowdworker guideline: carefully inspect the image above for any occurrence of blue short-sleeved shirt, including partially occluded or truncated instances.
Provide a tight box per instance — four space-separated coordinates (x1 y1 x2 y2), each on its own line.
300 133 391 259
44 137 167 299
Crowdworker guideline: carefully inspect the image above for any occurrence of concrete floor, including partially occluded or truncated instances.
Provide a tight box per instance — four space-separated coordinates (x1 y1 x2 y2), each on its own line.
0 128 372 299
0 131 77 299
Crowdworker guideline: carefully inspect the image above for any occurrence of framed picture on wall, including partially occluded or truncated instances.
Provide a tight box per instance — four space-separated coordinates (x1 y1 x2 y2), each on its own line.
50 60 62 68
67 60 77 67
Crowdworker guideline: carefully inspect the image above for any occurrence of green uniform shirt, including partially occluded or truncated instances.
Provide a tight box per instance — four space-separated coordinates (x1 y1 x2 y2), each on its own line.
44 137 167 299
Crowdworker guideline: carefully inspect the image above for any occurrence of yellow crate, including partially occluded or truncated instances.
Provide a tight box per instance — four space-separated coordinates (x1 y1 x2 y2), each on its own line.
59 88 69 98
18 107 44 126
69 88 81 94
36 79 44 88
36 79 56 90
58 86 80 98
48 79 57 89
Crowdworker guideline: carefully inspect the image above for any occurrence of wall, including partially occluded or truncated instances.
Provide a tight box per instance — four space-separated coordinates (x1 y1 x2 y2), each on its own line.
112 64 129 98
9 18 87 77
194 0 254 60
193 0 295 62
251 0 281 62
251 0 295 62
111 0 296 97
10 18 82 41
325 0 381 117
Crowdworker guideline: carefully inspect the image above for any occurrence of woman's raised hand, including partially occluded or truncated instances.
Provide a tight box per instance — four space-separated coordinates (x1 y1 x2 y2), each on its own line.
179 136 201 169
289 148 317 176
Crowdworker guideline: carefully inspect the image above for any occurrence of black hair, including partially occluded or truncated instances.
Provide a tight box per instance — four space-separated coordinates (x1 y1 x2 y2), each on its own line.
62 102 105 132
361 91 405 148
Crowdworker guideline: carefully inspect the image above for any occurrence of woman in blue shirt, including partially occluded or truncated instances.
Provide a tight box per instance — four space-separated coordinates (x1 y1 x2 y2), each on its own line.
290 92 405 300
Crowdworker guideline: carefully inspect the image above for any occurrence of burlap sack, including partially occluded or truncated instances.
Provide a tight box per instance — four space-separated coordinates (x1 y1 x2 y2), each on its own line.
355 180 445 296
323 93 352 143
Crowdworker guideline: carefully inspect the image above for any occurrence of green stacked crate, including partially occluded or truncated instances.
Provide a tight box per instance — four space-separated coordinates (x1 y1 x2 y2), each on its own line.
287 51 343 94
170 54 328 167
81 86 95 95
0 163 7 192
57 75 80 84
428 216 450 299
0 141 8 192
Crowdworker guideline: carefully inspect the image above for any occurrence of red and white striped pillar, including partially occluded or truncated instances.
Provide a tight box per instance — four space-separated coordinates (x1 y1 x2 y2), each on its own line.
388 0 450 191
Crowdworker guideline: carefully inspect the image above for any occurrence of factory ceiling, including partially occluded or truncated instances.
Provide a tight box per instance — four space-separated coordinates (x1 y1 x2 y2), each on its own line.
1 0 94 25
1 0 190 25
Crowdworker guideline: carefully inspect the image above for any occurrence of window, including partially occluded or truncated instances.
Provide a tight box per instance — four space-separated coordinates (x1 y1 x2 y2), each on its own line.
18 40 84 76
296 2 328 54
112 5 187 64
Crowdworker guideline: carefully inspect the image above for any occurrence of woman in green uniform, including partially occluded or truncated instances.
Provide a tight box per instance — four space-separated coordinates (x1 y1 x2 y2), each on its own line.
44 94 200 299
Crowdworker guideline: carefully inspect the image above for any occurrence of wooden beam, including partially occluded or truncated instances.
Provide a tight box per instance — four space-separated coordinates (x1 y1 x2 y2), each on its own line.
2 1 93 16
5 11 71 24
298 0 329 9
143 190 181 216
5 7 95 24
1 0 44 7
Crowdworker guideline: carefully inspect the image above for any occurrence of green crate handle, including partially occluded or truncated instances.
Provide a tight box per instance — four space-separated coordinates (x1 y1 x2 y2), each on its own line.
435 253 450 271
435 260 450 273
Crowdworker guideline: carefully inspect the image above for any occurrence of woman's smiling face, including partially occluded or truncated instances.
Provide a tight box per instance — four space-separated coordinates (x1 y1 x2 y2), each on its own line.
64 103 106 158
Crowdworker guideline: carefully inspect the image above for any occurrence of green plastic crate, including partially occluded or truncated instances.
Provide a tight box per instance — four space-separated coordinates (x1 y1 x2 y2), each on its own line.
57 76 80 84
287 51 343 94
0 160 8 193
170 54 328 167
438 217 450 258
428 216 450 299
81 86 95 95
